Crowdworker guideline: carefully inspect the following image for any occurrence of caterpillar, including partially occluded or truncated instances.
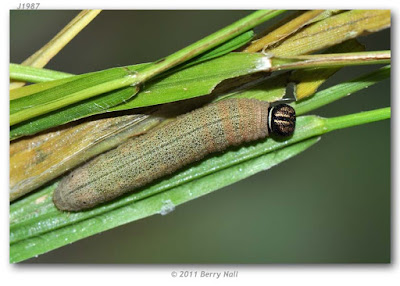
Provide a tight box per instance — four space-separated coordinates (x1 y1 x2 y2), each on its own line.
53 98 296 211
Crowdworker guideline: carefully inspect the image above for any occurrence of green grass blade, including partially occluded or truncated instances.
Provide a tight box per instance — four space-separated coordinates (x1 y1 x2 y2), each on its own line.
10 67 138 126
111 52 267 110
183 30 254 65
9 63 149 100
10 86 138 140
9 63 72 83
324 107 391 132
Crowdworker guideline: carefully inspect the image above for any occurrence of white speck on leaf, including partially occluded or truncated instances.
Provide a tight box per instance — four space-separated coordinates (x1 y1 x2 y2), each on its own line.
159 199 175 216
255 55 272 72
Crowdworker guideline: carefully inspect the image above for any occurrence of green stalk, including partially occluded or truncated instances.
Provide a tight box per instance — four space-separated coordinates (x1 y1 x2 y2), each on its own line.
322 107 390 133
9 63 72 83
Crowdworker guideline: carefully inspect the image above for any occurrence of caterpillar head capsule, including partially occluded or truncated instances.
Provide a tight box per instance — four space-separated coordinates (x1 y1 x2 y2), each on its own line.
268 104 296 137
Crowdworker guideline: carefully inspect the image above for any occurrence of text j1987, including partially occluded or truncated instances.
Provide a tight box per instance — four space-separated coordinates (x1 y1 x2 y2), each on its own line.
17 3 40 9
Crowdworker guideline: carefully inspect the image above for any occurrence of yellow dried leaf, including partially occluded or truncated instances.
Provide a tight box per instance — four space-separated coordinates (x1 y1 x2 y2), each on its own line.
245 10 327 52
267 10 390 57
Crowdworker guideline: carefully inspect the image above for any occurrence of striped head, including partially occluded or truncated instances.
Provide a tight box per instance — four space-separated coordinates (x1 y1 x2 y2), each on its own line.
268 104 296 137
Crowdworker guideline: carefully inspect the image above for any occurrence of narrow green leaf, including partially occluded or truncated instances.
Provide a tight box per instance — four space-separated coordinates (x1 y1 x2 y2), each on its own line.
10 86 138 140
324 107 391 132
10 63 72 83
9 64 148 100
167 30 255 73
111 53 268 111
10 67 139 126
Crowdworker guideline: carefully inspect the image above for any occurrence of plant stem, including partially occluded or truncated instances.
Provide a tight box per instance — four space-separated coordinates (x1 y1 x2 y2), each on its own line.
10 63 72 83
22 10 102 68
322 107 390 133
270 51 391 71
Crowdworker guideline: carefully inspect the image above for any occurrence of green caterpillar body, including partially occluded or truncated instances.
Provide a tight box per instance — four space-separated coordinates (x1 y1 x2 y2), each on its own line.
53 98 295 211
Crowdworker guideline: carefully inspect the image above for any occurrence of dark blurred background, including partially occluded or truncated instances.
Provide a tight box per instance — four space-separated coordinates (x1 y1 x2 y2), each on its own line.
10 10 390 263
